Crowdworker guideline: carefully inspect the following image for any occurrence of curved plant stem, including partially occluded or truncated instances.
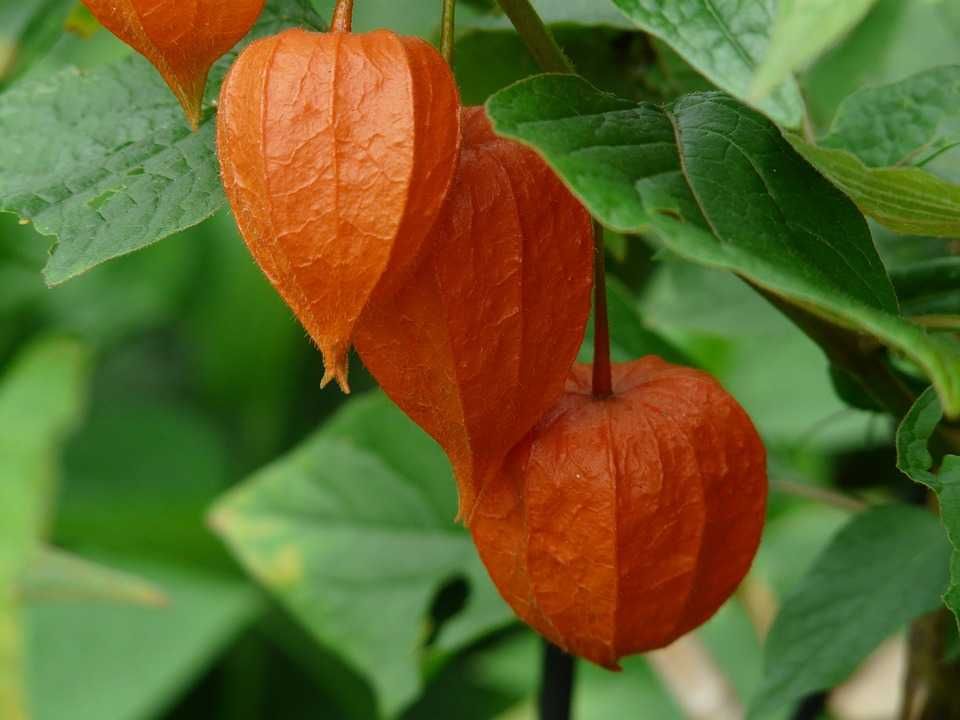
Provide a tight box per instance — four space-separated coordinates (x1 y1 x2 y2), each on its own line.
331 0 355 32
592 223 613 399
539 641 575 720
495 0 574 73
440 0 457 65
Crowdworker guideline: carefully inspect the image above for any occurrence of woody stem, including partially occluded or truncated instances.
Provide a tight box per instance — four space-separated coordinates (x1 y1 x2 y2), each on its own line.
592 223 613 399
440 0 456 65
331 0 355 32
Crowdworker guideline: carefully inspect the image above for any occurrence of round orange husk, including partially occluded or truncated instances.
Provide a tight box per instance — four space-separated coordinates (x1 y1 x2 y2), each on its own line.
82 0 266 128
471 358 768 667
355 108 594 519
217 27 461 391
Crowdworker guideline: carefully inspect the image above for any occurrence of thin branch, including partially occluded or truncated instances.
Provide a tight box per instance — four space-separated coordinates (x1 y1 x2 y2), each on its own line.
647 635 743 720
772 478 869 513
440 0 456 65
495 0 574 74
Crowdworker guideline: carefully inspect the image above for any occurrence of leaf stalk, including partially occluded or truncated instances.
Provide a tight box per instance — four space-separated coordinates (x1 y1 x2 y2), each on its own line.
441 0 456 65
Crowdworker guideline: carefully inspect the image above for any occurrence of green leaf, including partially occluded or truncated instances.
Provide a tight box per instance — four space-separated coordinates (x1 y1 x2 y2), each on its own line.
0 0 325 285
750 504 950 719
896 387 960 629
18 547 166 607
0 337 89 720
608 0 805 127
803 0 960 127
791 136 960 239
26 558 260 720
33 384 262 717
210 393 512 717
750 0 877 102
485 75 960 418
786 66 960 237
818 66 960 170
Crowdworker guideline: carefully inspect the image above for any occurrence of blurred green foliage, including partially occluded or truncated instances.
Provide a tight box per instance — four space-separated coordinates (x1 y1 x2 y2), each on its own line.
1 1 959 719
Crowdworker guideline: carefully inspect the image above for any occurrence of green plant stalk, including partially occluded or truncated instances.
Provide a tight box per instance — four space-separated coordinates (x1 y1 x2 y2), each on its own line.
441 0 456 65
495 0 574 74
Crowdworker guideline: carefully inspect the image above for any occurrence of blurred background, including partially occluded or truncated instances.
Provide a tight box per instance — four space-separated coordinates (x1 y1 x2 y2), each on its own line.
2 1 959 719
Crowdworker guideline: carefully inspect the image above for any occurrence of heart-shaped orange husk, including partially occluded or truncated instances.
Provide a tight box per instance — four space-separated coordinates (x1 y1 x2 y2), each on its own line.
217 27 461 391
471 358 768 667
355 107 595 520
82 0 266 128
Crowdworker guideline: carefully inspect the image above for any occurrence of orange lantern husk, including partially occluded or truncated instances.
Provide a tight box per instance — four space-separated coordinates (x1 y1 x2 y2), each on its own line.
471 358 768 667
217 27 462 391
83 0 267 128
356 107 595 520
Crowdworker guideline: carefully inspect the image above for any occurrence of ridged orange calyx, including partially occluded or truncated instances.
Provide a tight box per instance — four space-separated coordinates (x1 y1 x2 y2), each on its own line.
217 26 461 391
82 0 266 128
356 107 595 520
471 358 768 667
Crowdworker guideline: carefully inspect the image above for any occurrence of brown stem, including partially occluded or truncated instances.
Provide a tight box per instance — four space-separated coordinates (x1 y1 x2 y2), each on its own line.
902 607 960 720
592 222 613 399
440 0 456 65
331 0 355 32
771 478 868 513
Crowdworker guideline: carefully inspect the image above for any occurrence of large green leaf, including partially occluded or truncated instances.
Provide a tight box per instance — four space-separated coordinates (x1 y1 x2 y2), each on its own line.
750 504 950 719
19 547 165 607
0 338 89 720
896 387 960 629
26 558 260 720
819 66 960 170
0 0 325 285
485 75 960 418
789 66 960 237
803 0 960 126
38 386 264 719
750 0 877 102
608 0 804 127
210 393 513 718
790 138 960 238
